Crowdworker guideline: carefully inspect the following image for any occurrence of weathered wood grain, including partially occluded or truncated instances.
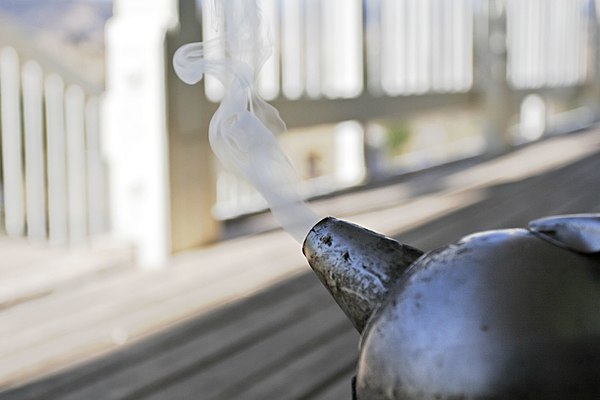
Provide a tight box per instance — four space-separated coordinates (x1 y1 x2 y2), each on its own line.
2 130 600 400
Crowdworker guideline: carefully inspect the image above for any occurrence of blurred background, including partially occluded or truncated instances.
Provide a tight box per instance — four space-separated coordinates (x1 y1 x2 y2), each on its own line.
0 0 595 265
0 0 599 398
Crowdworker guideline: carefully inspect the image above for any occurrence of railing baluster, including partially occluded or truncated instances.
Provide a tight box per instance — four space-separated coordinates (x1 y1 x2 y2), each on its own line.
573 0 587 84
0 46 25 237
547 0 560 85
452 0 467 90
85 96 106 236
304 0 322 98
365 0 383 94
201 2 225 102
406 0 419 93
430 0 443 91
65 85 88 244
257 0 280 100
22 60 47 240
442 0 454 91
461 0 473 90
323 0 363 98
564 0 575 85
417 0 431 93
282 0 305 99
45 74 69 245
381 0 406 95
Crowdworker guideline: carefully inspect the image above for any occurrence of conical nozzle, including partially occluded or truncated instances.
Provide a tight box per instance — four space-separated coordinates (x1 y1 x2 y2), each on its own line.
302 217 424 333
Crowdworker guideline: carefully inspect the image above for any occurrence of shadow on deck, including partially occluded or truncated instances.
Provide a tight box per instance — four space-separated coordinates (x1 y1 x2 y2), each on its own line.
2 129 600 400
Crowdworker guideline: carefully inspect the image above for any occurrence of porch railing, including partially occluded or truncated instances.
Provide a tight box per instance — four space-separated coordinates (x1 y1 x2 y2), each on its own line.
0 21 109 245
16 0 589 264
206 0 591 219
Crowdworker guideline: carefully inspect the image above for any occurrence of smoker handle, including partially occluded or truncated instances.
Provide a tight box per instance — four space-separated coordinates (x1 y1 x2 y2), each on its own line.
351 375 357 400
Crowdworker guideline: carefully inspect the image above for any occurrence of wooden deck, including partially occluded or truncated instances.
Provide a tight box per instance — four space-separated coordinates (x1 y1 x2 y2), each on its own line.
1 129 600 399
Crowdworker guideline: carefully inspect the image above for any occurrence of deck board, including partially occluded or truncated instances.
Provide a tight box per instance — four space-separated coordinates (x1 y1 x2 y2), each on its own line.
139 306 354 400
399 148 600 251
229 328 357 400
0 242 132 308
2 130 600 399
308 373 356 400
58 283 337 400
1 273 323 399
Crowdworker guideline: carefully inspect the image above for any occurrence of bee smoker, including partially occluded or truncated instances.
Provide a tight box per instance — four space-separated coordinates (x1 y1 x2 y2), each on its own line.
303 215 600 399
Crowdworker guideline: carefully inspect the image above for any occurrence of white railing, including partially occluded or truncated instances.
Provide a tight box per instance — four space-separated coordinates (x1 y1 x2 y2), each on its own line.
208 0 476 218
202 0 475 101
99 0 595 265
0 24 108 245
210 0 591 220
506 0 589 88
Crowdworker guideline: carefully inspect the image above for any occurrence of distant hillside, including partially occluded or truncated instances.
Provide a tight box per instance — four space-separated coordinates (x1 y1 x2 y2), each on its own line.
0 0 112 85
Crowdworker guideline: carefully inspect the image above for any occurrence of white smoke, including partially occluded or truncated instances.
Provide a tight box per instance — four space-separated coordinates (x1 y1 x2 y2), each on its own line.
173 0 320 243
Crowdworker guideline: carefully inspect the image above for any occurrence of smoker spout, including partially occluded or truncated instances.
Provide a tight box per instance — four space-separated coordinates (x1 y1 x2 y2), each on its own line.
302 217 424 333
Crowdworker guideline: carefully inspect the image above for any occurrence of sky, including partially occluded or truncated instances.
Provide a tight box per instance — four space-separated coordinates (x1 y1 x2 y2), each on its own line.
0 0 112 83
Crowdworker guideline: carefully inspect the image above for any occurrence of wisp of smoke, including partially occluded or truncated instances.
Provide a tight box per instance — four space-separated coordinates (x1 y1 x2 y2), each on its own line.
173 0 320 243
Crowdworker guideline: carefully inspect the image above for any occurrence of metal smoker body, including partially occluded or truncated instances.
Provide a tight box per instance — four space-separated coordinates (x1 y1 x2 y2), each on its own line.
303 215 600 400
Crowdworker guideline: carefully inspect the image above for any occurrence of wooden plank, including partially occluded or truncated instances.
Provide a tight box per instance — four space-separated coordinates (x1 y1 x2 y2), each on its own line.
231 327 358 400
480 150 598 234
347 131 600 247
0 245 132 308
0 273 323 399
0 234 300 341
271 92 473 129
138 303 353 400
403 177 551 247
397 149 600 251
213 326 356 400
2 132 600 400
308 369 355 400
22 60 47 240
45 74 69 245
1 136 584 380
0 46 25 237
0 246 308 385
0 239 65 274
60 288 345 400
0 251 147 334
65 85 87 243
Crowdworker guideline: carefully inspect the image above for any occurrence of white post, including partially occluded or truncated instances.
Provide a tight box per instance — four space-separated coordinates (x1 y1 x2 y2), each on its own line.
476 0 513 155
165 0 219 254
45 74 69 245
103 0 172 267
335 121 366 186
86 96 107 236
0 47 25 237
105 0 223 267
22 60 47 240
104 0 177 267
65 85 88 244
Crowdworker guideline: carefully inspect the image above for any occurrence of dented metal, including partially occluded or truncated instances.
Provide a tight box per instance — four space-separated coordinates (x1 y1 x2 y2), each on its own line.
302 214 600 400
